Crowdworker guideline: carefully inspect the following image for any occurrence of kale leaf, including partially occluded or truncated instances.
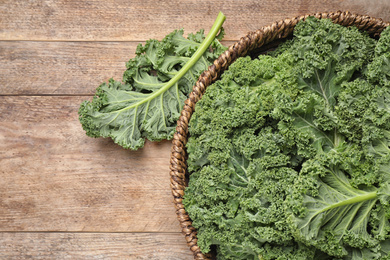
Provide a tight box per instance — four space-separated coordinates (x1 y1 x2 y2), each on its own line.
184 17 390 259
79 13 226 150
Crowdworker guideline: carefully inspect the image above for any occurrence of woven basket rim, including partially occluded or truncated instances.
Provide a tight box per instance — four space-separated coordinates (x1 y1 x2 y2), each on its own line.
169 10 389 260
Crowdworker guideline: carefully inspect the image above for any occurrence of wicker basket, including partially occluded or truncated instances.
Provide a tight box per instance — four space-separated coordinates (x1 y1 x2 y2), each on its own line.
169 11 389 260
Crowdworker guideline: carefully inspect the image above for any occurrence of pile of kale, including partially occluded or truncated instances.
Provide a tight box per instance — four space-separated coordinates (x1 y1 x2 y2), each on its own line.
183 17 390 259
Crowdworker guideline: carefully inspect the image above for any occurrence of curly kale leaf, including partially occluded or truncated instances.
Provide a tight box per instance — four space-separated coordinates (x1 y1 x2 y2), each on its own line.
184 51 316 259
78 78 186 149
79 13 226 150
184 17 390 259
287 150 390 258
271 17 376 159
366 26 390 87
290 17 375 108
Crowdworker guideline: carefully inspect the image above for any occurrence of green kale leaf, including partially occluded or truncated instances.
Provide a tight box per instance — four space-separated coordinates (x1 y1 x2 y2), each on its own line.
79 13 226 150
366 26 390 87
184 17 390 259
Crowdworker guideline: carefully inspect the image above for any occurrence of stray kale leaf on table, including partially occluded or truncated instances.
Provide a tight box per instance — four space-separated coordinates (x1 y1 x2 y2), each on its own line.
78 13 226 150
183 17 390 260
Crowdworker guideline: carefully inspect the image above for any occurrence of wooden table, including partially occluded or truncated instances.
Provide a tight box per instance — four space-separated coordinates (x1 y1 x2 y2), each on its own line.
0 1 389 259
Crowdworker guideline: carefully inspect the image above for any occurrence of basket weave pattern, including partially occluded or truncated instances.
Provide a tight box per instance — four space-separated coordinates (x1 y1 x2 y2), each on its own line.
169 11 389 260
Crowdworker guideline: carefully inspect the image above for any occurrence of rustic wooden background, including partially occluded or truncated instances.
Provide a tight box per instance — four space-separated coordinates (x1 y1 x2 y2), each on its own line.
0 1 389 259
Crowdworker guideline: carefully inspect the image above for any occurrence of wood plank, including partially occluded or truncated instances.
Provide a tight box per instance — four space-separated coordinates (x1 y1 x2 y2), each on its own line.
0 232 193 259
0 41 136 95
1 0 389 42
0 96 181 232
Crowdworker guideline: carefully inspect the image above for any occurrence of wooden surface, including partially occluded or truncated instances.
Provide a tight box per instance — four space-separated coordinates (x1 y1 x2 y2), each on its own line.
0 1 389 259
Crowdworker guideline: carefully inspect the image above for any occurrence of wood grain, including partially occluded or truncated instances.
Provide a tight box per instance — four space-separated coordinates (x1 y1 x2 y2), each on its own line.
0 96 180 232
1 0 389 42
0 232 193 259
0 41 136 95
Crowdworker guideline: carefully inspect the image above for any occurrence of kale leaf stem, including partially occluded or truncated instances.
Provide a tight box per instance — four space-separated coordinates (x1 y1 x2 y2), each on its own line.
318 191 377 214
121 12 226 110
104 12 226 115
